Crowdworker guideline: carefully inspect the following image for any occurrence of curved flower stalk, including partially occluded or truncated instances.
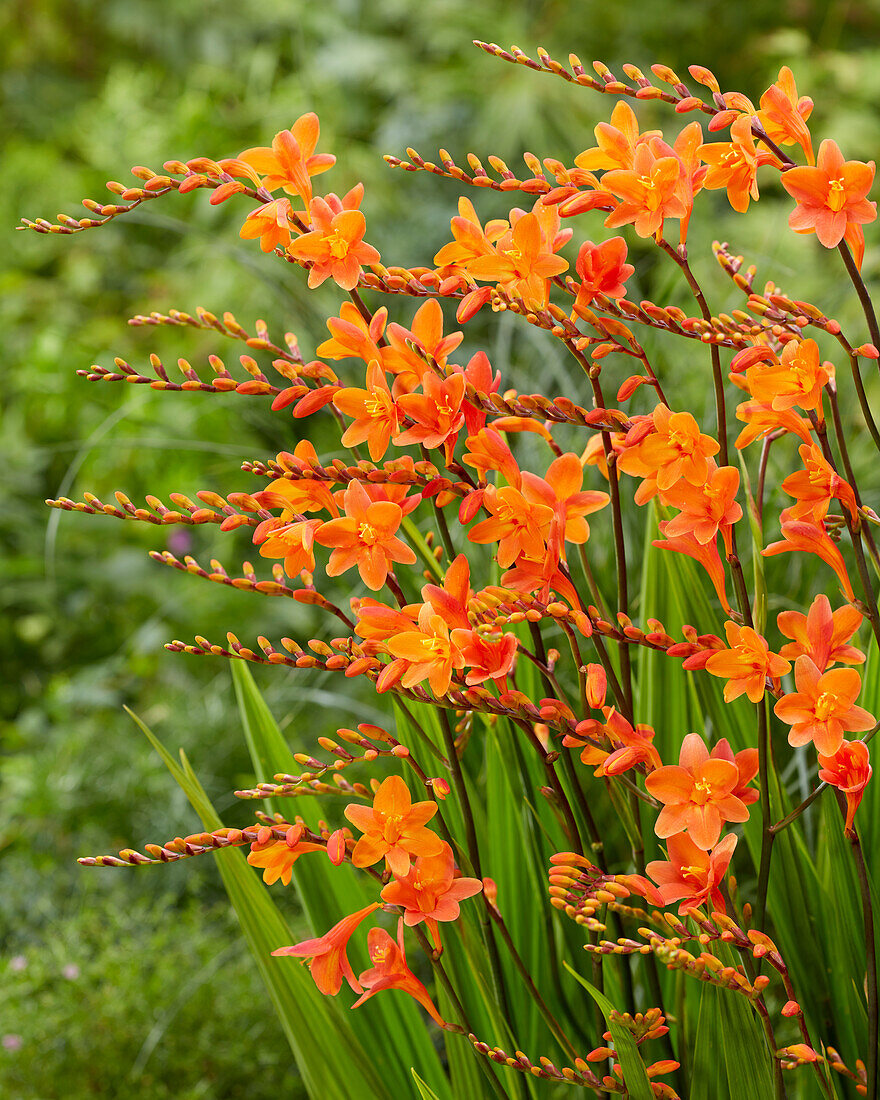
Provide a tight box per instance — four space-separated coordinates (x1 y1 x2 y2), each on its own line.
27 46 880 1100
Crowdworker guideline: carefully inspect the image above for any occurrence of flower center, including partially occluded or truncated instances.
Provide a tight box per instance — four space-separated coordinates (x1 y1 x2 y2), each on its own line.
325 229 350 259
358 521 378 544
814 691 838 721
827 178 847 213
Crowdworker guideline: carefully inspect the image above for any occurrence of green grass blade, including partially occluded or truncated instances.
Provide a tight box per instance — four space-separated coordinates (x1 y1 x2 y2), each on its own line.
128 707 393 1100
229 663 452 1100
411 1071 442 1100
562 962 652 1100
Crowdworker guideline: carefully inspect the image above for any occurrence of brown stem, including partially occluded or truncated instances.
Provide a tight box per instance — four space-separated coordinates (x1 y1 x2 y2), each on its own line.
838 240 880 360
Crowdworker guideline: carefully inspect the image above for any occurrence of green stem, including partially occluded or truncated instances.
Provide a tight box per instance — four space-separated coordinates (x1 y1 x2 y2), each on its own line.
413 926 512 1100
837 794 878 1100
754 698 774 933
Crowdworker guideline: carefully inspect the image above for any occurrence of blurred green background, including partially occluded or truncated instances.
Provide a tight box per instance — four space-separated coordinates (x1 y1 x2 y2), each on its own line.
3 1 880 1096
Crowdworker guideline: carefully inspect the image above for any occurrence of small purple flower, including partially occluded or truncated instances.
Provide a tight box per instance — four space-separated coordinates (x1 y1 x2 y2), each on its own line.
2 1035 22 1052
62 964 80 980
8 956 27 973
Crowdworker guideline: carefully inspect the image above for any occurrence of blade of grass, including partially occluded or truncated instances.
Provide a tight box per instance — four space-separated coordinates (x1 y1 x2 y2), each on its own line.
229 663 452 1100
563 962 652 1100
128 706 393 1100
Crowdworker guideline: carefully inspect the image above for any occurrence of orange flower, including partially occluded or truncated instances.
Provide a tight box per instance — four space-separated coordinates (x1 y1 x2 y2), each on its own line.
238 113 336 203
756 66 814 164
287 191 380 291
734 398 813 449
433 195 509 271
520 452 610 552
380 844 483 949
574 101 661 172
466 204 569 309
704 621 791 703
652 523 732 612
240 197 295 252
463 428 522 489
334 360 399 461
781 443 857 523
777 594 865 671
254 516 322 579
603 141 688 240
247 826 325 886
782 139 876 261
384 603 465 697
352 925 446 1026
817 740 872 833
774 656 874 754
395 371 466 459
646 832 737 914
450 627 518 689
662 465 742 551
645 733 750 850
315 480 415 591
699 115 763 213
317 302 387 365
571 236 634 315
618 404 719 492
384 298 464 394
467 485 555 568
711 738 760 806
272 902 380 995
671 121 707 244
344 775 445 876
745 339 833 419
579 708 662 776
763 511 855 601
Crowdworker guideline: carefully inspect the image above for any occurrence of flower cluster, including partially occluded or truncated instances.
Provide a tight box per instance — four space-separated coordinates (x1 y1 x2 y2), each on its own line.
29 49 880 1100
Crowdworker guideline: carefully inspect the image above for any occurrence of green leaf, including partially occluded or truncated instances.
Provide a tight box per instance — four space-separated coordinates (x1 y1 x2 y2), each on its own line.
562 961 652 1100
411 1069 442 1100
128 707 393 1100
690 941 776 1100
229 664 452 1100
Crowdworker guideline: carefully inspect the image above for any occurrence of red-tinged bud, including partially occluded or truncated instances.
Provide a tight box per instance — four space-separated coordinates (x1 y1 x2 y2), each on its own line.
558 190 616 217
781 1000 801 1017
459 489 485 523
782 1044 819 1063
590 342 617 360
688 65 720 93
430 778 451 800
457 286 492 323
543 185 578 205
586 1047 614 1062
585 663 607 709
257 825 273 845
293 385 340 418
285 825 304 847
647 1061 681 1076
482 877 498 907
326 829 346 865
731 345 777 373
617 374 648 401
857 343 879 358
345 657 376 678
209 180 245 205
674 97 702 113
271 385 308 411
708 109 738 131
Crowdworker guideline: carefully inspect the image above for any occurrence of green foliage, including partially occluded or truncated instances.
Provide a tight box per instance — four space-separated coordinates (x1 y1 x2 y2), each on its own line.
0 890 302 1100
7 4 880 1098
